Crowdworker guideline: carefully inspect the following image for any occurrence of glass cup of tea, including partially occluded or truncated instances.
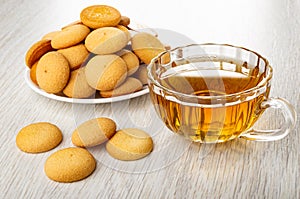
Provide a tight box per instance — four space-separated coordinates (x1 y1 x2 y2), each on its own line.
147 43 296 143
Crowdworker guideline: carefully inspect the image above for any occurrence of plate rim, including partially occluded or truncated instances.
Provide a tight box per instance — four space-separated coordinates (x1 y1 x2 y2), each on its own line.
24 68 149 104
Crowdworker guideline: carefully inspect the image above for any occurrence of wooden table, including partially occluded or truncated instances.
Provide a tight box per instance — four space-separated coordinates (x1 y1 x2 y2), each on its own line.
1 0 299 198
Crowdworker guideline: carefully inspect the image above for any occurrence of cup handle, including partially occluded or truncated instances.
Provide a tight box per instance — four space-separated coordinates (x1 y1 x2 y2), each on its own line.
240 97 297 141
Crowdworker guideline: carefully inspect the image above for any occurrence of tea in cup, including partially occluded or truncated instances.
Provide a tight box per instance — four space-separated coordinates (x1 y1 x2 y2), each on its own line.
147 44 296 143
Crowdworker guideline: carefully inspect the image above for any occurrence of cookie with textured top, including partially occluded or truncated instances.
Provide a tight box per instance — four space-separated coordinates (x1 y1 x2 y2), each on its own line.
80 5 121 29
106 128 153 161
72 117 116 147
85 27 128 55
25 39 53 68
63 67 95 98
58 44 89 70
131 32 166 64
100 77 143 98
51 24 90 49
36 51 70 94
44 147 96 183
85 54 127 91
16 122 62 153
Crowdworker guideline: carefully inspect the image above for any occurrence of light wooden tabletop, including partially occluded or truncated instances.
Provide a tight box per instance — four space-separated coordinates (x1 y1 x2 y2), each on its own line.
1 0 299 198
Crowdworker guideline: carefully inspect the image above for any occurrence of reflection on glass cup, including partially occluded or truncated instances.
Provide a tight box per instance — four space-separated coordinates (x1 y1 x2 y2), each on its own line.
147 44 296 143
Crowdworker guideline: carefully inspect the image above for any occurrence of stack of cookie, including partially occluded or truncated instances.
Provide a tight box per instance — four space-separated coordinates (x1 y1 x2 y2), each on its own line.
25 5 167 99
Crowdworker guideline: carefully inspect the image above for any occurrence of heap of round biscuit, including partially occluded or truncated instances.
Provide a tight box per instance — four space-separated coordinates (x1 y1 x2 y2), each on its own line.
25 5 167 99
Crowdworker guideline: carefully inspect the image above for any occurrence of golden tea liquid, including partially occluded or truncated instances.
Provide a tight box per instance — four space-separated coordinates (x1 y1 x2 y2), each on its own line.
149 60 270 143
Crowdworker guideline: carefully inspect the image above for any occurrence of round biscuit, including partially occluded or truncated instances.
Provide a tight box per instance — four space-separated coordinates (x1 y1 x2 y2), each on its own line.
36 52 70 94
41 31 61 40
131 32 166 64
58 44 89 70
16 122 62 153
119 16 130 26
116 25 131 42
85 54 127 91
72 117 116 147
44 147 96 183
25 39 53 68
106 128 153 161
85 27 128 55
51 24 90 49
100 77 143 98
80 5 121 29
63 67 96 98
61 20 83 30
132 64 148 85
30 61 38 85
117 50 139 76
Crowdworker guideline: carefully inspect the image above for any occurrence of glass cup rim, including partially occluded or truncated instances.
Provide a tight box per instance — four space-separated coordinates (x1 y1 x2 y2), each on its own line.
147 43 273 101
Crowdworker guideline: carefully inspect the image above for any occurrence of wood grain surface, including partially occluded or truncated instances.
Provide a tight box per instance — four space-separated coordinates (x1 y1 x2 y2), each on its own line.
0 0 299 198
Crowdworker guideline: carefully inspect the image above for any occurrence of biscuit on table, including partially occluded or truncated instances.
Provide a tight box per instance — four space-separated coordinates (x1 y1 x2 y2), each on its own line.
36 51 70 94
44 147 96 183
63 67 95 98
106 128 153 161
16 122 62 153
72 117 116 147
100 77 143 98
25 39 53 68
131 32 166 64
58 44 89 70
51 24 90 49
85 27 128 55
80 5 121 29
85 54 127 91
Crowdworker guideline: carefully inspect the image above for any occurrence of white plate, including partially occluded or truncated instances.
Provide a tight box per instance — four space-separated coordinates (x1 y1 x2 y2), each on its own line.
24 28 195 104
24 68 149 104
